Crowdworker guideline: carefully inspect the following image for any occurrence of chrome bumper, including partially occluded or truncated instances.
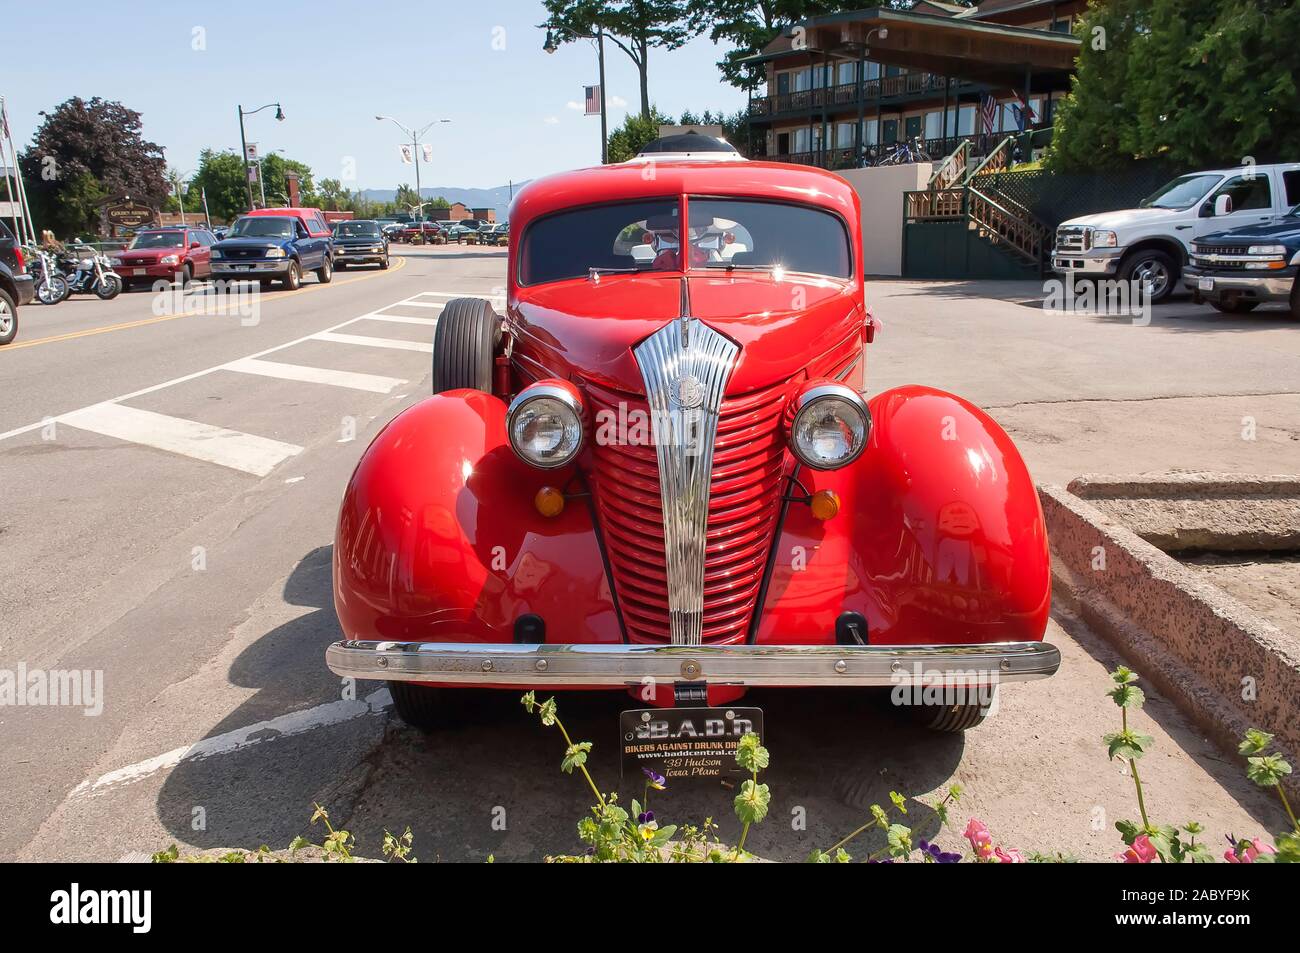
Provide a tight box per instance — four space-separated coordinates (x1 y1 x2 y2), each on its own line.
1051 248 1123 276
325 640 1061 687
1182 267 1295 299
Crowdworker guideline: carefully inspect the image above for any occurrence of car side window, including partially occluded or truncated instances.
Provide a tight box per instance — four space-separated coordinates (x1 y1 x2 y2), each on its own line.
296 221 310 240
1210 174 1271 212
1283 170 1300 207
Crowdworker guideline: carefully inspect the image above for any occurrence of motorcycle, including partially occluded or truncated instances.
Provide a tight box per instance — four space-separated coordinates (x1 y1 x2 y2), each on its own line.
58 245 123 300
29 249 70 304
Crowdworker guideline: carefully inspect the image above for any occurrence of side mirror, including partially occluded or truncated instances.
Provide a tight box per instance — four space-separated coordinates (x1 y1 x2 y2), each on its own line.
1214 194 1233 216
190 241 201 249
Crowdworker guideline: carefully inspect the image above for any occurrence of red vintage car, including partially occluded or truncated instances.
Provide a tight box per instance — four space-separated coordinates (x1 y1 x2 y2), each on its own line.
327 138 1058 734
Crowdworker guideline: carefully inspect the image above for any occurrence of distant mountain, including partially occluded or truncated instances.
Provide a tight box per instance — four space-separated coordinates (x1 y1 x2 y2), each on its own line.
357 183 529 219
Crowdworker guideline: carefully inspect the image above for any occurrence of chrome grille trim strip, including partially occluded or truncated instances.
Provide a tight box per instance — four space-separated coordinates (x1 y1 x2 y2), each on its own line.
634 313 738 646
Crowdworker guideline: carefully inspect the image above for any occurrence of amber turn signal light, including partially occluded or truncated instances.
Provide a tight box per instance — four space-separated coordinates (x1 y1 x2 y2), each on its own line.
809 489 840 521
534 486 565 518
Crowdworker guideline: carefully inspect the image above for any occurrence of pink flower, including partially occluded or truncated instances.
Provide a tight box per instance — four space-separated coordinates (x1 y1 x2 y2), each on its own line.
1224 836 1276 864
994 846 1025 864
964 819 995 860
1116 834 1157 863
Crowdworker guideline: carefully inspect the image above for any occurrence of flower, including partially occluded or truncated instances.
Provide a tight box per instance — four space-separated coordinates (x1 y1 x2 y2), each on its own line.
994 846 1025 864
637 810 655 824
964 819 995 860
637 821 658 842
1224 835 1276 864
1116 834 1157 863
642 768 667 791
918 838 962 863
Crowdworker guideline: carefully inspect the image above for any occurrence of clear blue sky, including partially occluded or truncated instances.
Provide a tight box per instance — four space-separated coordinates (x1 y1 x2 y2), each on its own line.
4 0 748 190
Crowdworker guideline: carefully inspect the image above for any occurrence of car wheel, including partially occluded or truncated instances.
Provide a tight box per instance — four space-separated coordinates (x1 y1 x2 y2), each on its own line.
378 255 389 270
432 297 501 393
389 682 446 730
1290 279 1300 320
906 699 990 732
1209 295 1259 314
259 278 274 290
316 255 333 284
0 287 17 345
179 264 193 289
283 261 302 290
1120 249 1177 304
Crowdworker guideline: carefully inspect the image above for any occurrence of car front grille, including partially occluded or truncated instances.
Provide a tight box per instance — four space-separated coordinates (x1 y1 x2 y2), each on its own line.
1191 244 1251 269
1055 226 1089 253
224 246 269 260
585 377 792 645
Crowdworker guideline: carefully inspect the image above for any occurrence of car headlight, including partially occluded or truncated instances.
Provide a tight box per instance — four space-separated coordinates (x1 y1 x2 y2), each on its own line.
1091 230 1118 248
108 257 123 267
265 247 287 259
159 254 179 265
507 382 584 469
788 382 871 470
211 248 223 259
1247 244 1286 256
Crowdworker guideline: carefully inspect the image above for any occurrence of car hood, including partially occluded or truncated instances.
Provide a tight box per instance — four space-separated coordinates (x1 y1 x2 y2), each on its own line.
335 235 384 245
511 274 865 395
214 237 292 250
1198 217 1300 244
118 246 184 259
1058 206 1188 231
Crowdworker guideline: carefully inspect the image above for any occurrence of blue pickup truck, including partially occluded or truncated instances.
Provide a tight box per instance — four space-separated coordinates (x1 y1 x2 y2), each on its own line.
210 207 334 290
1184 203 1300 316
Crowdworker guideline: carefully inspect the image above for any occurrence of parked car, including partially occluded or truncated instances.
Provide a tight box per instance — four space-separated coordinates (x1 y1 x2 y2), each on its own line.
0 220 34 345
1183 202 1300 316
110 226 216 289
212 226 230 241
480 222 509 246
399 221 445 245
210 207 334 289
331 219 390 270
381 222 407 241
326 140 1059 735
1052 162 1300 303
446 223 478 243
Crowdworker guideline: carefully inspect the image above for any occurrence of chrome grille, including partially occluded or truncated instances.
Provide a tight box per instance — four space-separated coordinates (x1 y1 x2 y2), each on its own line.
1055 226 1089 253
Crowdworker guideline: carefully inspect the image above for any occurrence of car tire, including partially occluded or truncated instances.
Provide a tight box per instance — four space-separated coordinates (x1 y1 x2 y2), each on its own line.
379 255 389 270
283 261 302 290
179 264 193 289
907 699 990 732
0 286 18 345
1119 248 1178 304
1209 296 1259 314
389 682 446 731
316 255 333 284
432 297 501 394
336 261 348 271
1290 279 1300 320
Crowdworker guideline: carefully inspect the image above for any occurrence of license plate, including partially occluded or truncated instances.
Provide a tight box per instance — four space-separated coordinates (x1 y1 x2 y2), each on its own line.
132 268 146 276
620 706 763 781
234 264 253 271
1198 277 1214 291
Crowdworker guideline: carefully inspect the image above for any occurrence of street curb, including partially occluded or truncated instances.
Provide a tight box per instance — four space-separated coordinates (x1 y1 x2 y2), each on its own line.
1039 482 1300 801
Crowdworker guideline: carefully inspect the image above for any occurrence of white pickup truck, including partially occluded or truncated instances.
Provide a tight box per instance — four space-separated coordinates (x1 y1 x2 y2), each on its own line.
1051 162 1300 303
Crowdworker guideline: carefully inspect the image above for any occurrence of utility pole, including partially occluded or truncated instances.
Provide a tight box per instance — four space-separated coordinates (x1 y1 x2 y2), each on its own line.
237 102 284 211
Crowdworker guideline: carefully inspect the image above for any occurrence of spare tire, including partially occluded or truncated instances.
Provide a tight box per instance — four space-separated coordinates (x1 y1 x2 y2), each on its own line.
432 297 501 393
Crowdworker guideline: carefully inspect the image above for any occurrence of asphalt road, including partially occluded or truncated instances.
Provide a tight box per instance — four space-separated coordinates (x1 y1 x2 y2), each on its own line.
1 253 1293 861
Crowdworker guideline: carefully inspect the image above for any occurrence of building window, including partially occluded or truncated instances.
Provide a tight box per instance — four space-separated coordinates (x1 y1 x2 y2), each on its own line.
835 122 855 148
924 110 943 140
861 118 878 145
882 119 899 144
865 61 880 80
836 62 856 86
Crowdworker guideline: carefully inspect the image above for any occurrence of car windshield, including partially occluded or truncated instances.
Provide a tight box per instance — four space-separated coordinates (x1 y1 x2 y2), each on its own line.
229 217 294 238
334 222 381 237
520 199 684 284
129 231 184 249
1141 174 1222 209
686 198 852 278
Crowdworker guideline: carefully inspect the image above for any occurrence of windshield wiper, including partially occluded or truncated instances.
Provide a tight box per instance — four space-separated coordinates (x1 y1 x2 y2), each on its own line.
588 266 643 280
702 261 775 271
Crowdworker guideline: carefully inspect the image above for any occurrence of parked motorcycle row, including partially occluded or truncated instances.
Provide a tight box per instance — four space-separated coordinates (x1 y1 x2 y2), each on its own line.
29 243 123 305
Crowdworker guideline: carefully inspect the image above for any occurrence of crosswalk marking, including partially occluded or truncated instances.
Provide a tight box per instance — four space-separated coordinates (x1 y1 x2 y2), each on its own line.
358 313 439 327
59 403 303 476
223 358 408 394
311 331 434 353
391 300 445 309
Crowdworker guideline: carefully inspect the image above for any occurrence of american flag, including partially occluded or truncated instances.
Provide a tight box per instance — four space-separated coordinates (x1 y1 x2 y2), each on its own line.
584 84 602 116
980 94 998 135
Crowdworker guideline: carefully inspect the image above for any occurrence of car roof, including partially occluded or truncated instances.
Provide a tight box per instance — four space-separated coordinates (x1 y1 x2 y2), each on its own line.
509 159 859 234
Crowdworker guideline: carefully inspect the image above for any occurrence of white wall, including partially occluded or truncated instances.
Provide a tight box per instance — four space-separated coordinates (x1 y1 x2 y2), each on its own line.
836 162 934 277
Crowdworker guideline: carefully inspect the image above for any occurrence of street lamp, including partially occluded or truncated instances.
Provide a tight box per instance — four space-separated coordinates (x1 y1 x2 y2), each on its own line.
544 26 608 164
376 115 451 222
237 102 285 211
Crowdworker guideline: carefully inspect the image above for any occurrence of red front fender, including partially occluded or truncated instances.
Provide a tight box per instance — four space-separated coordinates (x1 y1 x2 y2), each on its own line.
333 390 620 644
753 385 1051 646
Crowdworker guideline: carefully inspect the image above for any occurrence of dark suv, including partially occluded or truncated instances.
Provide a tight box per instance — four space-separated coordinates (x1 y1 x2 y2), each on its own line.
0 220 34 346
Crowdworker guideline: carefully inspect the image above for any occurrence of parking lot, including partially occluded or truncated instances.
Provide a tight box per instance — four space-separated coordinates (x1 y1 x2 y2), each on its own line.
1 246 1296 861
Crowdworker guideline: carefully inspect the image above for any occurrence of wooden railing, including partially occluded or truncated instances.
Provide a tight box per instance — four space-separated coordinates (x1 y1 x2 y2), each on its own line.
964 135 1016 183
749 73 971 117
965 187 1050 264
928 140 971 190
905 188 966 220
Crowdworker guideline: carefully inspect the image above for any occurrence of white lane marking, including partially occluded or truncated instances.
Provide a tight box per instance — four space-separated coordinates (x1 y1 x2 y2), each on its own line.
70 688 392 799
59 402 304 476
357 313 439 327
224 357 408 393
389 299 445 309
411 291 504 301
312 331 434 353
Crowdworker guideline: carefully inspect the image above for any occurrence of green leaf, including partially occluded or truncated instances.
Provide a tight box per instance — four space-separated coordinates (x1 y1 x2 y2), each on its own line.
1107 683 1146 709
1147 827 1179 864
808 849 829 863
1110 666 1139 685
870 804 889 827
834 848 852 863
735 732 769 772
649 825 678 847
288 835 310 852
889 791 908 815
520 691 536 713
1182 821 1205 835
1182 842 1215 863
1238 728 1273 756
1105 729 1154 762
886 824 913 858
538 697 558 727
1246 754 1292 788
151 844 179 863
561 741 592 774
1115 819 1142 845
734 779 771 826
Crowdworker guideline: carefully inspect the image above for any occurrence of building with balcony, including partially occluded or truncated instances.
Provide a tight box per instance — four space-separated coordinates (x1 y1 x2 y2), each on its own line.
742 1 1086 170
